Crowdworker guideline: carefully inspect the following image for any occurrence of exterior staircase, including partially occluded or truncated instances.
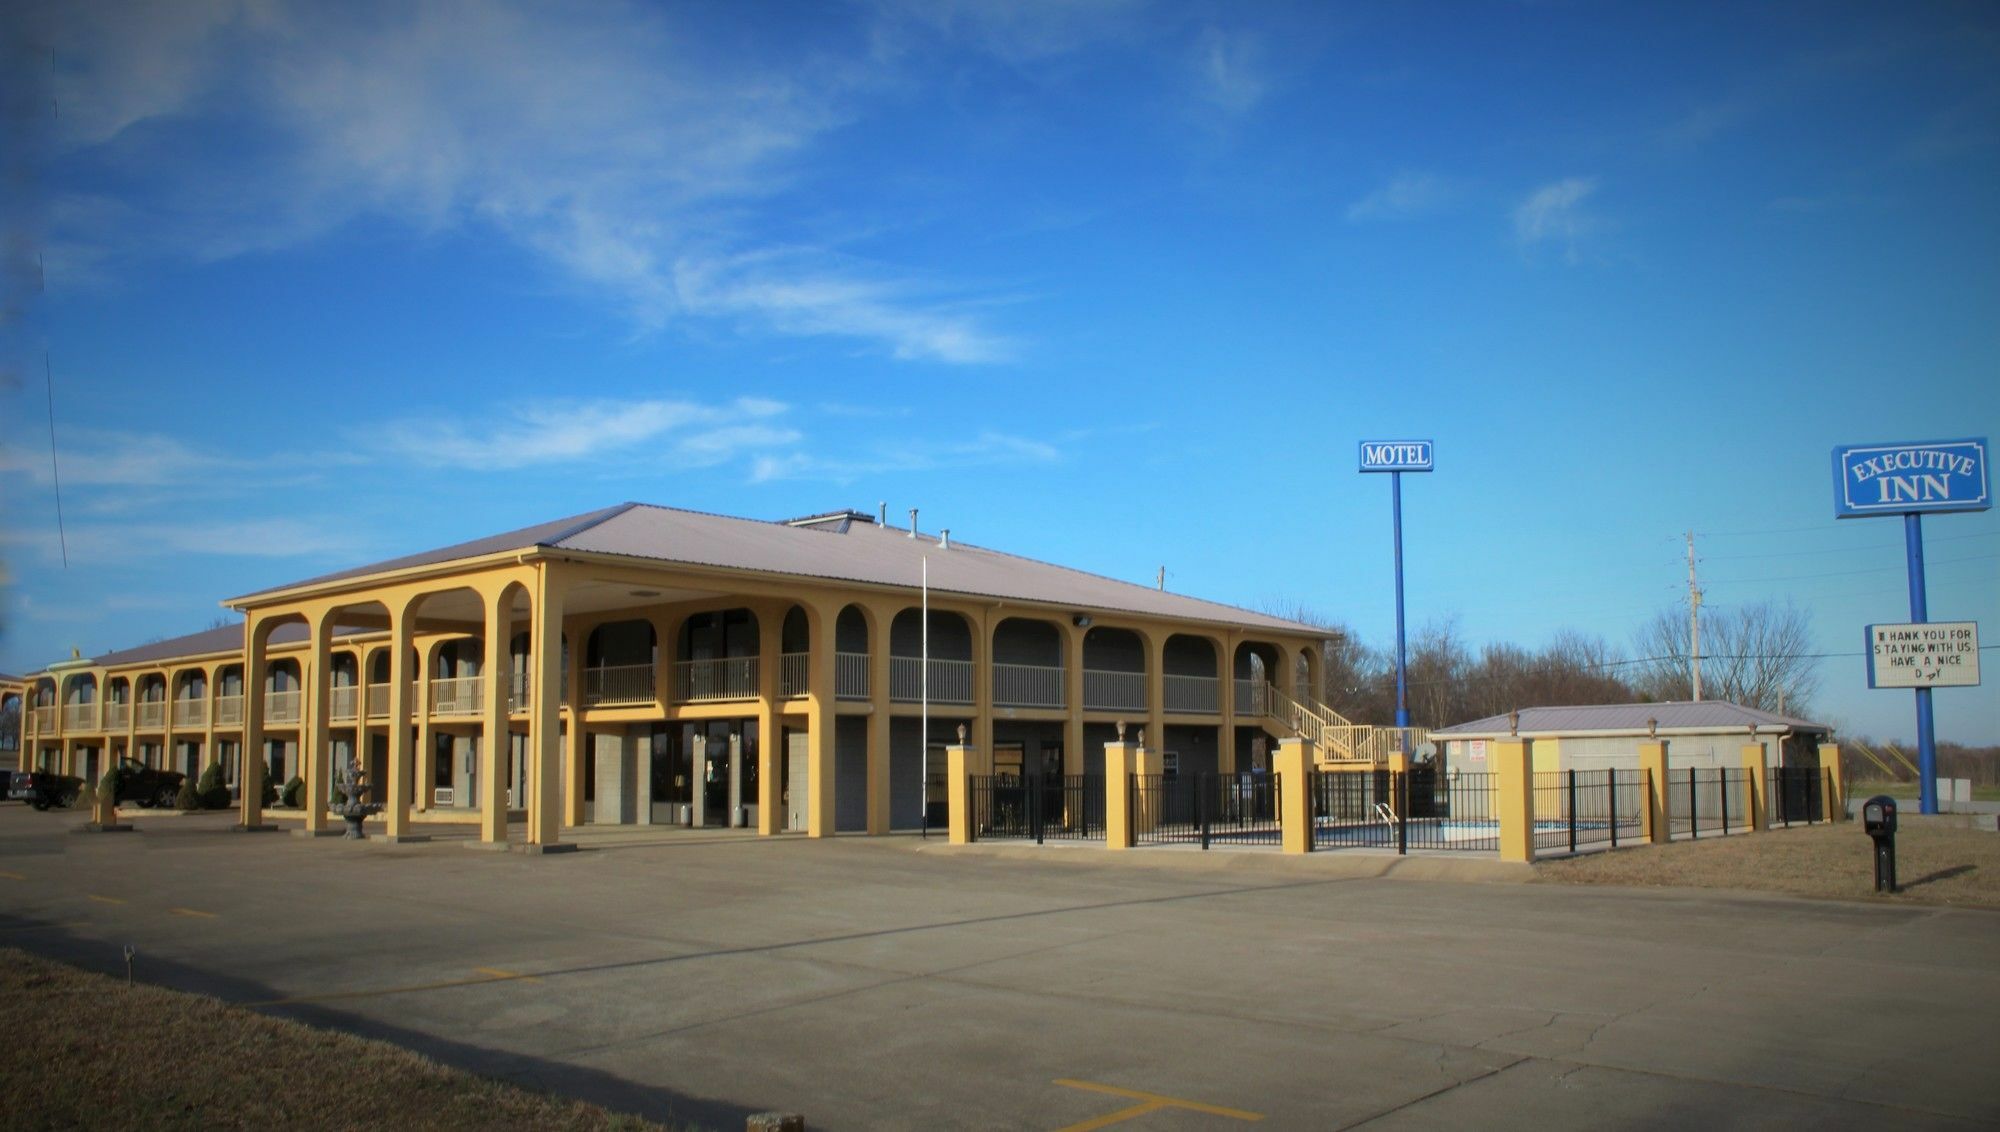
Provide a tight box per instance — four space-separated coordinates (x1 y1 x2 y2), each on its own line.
1249 683 1424 765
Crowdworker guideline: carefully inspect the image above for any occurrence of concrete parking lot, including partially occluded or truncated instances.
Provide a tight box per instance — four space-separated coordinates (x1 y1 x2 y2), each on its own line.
2 805 1996 1130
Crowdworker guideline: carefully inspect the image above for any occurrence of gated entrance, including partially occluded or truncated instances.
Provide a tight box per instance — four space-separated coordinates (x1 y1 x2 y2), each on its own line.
969 773 1104 843
1130 772 1281 849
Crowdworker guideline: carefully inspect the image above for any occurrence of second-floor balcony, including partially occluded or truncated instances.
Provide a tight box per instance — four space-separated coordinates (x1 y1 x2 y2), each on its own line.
430 676 484 717
674 658 755 703
215 694 244 726
1163 674 1219 714
32 706 56 732
589 663 658 706
102 702 130 729
264 690 302 725
136 701 167 729
889 656 973 705
780 652 808 698
329 685 359 723
993 663 1063 709
1082 669 1145 713
172 699 205 728
63 704 98 731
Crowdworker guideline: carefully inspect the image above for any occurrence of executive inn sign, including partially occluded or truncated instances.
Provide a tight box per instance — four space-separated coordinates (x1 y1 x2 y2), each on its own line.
1832 438 1990 518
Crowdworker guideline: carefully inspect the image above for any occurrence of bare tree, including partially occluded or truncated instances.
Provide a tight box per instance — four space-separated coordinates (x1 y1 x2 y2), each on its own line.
1632 599 1819 716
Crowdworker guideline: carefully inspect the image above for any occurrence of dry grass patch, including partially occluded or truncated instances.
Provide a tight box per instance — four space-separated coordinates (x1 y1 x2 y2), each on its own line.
0 948 677 1131
1533 819 2000 909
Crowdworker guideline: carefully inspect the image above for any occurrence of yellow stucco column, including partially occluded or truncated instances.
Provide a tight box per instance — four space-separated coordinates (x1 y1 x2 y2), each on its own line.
1131 728 1159 836
866 603 894 835
302 610 334 834
1061 624 1085 779
1819 742 1845 821
1103 737 1138 849
945 734 984 845
239 617 269 830
415 643 436 813
756 607 783 836
564 615 587 827
384 601 415 839
1276 736 1315 854
1742 743 1770 832
1144 633 1166 768
528 567 567 848
805 604 838 838
1494 737 1534 863
479 590 512 845
1637 740 1668 844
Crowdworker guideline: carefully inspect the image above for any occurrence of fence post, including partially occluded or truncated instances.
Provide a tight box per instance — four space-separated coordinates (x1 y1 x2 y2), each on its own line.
1396 771 1408 855
946 739 983 845
1638 740 1669 844
1742 743 1769 832
1494 737 1534 863
1103 735 1138 850
1275 737 1314 855
1132 737 1160 837
1608 772 1619 849
1819 742 1845 822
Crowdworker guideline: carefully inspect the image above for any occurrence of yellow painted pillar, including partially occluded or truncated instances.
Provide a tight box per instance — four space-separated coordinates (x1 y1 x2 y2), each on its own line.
805 605 837 838
564 614 587 826
945 732 985 845
1276 736 1315 854
528 566 567 848
1742 743 1770 832
479 590 512 845
240 617 269 830
415 643 437 812
757 606 784 835
1103 736 1138 849
1819 742 1845 822
1061 624 1085 778
1494 737 1534 863
303 610 334 834
1144 633 1166 769
1218 632 1238 774
1637 740 1669 844
384 602 415 839
973 605 995 769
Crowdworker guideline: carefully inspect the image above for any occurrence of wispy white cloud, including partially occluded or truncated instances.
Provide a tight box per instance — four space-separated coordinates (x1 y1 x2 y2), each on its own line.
370 396 800 472
1345 172 1452 223
1512 177 1600 262
2 517 359 565
870 0 1147 64
38 0 1014 363
1195 27 1269 115
0 428 241 488
749 430 1059 484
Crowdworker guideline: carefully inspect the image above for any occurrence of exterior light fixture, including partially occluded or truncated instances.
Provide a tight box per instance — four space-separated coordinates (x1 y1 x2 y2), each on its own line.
1508 709 1519 737
1073 614 1092 628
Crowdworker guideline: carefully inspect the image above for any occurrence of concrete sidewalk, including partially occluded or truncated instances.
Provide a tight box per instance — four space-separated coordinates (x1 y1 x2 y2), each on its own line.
3 808 1995 1130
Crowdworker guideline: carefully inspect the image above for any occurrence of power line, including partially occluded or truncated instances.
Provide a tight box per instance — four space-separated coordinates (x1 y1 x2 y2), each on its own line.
1708 553 1999 586
1700 530 1997 563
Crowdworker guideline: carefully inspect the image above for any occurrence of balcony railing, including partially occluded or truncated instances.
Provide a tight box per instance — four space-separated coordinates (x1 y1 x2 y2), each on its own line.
32 706 55 732
589 663 659 706
215 695 244 726
329 685 359 723
136 701 167 729
264 690 302 725
993 663 1064 709
430 676 484 717
1082 669 1146 713
1163 674 1219 714
1234 679 1269 716
674 658 756 703
103 702 130 729
889 656 973 704
508 672 531 712
173 700 206 727
836 651 869 700
63 704 98 731
780 652 808 698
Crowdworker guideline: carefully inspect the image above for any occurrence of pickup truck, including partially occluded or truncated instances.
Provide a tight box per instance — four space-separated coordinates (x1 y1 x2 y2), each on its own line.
106 758 187 809
8 770 85 811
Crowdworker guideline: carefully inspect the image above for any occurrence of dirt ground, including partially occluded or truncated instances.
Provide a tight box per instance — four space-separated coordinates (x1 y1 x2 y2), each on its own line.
0 949 677 1131
1534 818 2000 908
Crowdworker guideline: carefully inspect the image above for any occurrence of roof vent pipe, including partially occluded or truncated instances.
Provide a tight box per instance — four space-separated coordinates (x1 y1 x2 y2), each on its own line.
939 529 950 549
878 501 887 525
908 508 918 537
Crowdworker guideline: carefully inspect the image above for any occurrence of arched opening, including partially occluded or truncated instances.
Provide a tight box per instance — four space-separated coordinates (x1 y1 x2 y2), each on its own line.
586 618 658 705
834 604 870 700
889 607 973 704
779 605 810 698
992 617 1064 709
62 674 98 732
1082 626 1146 713
674 609 756 702
104 677 132 731
1164 634 1220 714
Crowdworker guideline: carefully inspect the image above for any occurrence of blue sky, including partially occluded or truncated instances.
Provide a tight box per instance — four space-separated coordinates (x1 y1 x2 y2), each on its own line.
3 0 1995 743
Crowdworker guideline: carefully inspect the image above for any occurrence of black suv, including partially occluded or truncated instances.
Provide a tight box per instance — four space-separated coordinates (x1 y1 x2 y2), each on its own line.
108 758 186 808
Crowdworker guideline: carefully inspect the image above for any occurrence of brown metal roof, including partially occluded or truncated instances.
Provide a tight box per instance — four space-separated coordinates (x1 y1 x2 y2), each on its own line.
234 501 1323 635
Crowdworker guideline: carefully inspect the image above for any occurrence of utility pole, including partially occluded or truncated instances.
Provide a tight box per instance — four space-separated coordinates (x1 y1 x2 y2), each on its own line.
1685 530 1703 701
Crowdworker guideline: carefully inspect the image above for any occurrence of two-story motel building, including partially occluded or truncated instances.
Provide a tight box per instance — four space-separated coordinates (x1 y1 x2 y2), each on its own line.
12 503 1345 849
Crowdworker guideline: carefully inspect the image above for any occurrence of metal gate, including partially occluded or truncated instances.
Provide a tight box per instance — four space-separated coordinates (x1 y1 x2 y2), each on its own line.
1131 772 1280 848
970 774 1104 843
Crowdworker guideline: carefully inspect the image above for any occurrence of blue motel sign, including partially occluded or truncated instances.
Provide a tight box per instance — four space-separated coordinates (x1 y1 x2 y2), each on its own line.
1832 438 1990 519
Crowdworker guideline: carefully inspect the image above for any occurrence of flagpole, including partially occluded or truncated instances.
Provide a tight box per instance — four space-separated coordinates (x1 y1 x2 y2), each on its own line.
920 555 930 837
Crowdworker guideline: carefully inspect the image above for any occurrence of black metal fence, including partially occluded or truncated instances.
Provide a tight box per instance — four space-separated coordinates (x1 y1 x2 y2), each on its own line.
1530 769 1648 852
1663 767 1753 838
1309 770 1503 853
969 774 1104 843
1771 765 1827 826
1130 772 1281 848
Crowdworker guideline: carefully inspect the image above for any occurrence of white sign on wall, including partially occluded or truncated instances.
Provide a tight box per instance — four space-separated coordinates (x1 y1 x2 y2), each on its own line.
1866 621 1981 689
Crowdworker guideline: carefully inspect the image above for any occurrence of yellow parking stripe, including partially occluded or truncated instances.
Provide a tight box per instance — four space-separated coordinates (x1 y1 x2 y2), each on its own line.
1053 1079 1263 1130
0 870 25 880
87 894 126 905
169 908 216 919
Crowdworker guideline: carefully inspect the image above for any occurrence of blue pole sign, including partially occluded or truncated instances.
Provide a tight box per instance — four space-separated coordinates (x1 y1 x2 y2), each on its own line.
1361 440 1435 731
1832 437 1988 815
